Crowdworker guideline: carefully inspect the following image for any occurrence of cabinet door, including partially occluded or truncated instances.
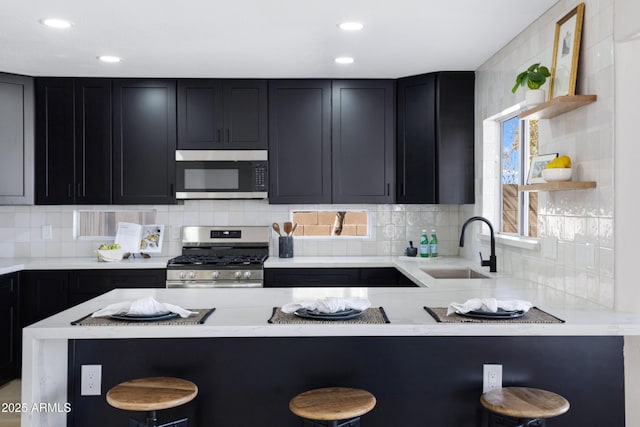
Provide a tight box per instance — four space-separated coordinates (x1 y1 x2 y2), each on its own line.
113 79 176 204
177 80 224 149
396 74 437 203
0 73 34 205
264 268 359 287
332 80 395 203
223 80 268 149
268 80 332 204
20 271 69 327
35 78 75 204
436 72 475 204
0 273 18 384
69 269 165 305
75 78 112 204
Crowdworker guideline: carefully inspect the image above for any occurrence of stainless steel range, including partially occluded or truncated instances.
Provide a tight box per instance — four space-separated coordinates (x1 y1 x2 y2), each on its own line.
166 226 269 288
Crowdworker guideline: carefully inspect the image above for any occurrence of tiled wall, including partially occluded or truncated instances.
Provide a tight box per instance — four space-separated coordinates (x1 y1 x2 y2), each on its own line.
470 0 615 307
0 201 463 259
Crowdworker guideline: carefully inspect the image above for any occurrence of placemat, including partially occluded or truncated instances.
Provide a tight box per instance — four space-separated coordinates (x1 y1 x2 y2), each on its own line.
71 308 216 326
423 306 565 323
268 307 390 324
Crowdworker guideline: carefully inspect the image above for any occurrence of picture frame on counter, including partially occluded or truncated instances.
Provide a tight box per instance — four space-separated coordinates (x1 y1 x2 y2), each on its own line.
527 153 558 184
549 2 585 99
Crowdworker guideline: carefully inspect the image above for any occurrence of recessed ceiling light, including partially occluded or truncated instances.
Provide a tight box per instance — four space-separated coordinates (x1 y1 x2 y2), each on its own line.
40 18 73 29
335 57 354 64
98 55 122 63
338 22 364 31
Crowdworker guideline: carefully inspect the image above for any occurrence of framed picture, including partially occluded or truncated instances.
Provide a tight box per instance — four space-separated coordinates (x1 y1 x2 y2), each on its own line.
549 3 585 99
527 153 558 184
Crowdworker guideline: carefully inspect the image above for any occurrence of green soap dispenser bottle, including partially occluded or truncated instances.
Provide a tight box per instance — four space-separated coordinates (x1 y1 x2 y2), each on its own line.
429 229 438 258
419 230 429 258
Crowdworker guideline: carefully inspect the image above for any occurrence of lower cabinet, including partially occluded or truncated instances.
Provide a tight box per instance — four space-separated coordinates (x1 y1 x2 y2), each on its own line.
69 269 166 305
0 273 19 385
264 267 418 288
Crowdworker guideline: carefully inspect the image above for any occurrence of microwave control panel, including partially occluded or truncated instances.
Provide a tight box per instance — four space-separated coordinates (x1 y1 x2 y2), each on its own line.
253 163 267 190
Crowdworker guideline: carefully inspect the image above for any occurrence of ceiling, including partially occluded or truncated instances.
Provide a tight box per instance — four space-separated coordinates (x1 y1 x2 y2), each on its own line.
0 0 558 78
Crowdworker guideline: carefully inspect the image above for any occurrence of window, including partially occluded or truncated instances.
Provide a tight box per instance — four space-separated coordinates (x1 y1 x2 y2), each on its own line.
74 210 157 240
291 211 368 237
500 117 539 237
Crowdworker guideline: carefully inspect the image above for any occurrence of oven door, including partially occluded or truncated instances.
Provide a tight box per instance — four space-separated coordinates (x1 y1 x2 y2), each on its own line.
175 150 268 199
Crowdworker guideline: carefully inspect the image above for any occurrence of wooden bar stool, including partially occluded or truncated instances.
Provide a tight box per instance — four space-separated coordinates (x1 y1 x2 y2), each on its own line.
289 387 376 427
107 377 198 427
480 387 570 427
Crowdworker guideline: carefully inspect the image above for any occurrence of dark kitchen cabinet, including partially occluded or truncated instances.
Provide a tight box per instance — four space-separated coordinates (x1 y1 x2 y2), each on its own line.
113 79 176 204
264 267 418 288
177 79 267 149
396 71 474 204
268 80 332 204
20 270 69 327
0 273 19 385
68 269 165 305
35 78 112 204
332 80 395 204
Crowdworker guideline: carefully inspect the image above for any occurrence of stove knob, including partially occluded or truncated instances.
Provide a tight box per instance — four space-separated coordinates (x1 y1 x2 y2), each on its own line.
243 271 252 280
179 271 186 279
212 271 220 280
189 271 196 279
234 271 242 280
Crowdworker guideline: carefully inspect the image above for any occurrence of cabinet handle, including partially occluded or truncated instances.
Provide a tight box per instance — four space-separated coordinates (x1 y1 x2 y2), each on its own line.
387 183 390 196
217 129 221 142
226 129 230 142
77 183 82 197
170 184 175 196
67 184 72 198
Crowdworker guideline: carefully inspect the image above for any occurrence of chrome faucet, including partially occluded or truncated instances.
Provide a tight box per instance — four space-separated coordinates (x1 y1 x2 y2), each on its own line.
459 216 497 273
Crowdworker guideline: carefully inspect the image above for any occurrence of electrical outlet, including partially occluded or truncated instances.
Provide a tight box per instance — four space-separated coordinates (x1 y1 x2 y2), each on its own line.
81 365 102 396
41 224 53 240
483 364 502 393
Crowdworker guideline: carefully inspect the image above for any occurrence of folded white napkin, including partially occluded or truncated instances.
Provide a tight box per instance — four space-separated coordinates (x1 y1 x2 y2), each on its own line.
91 296 198 318
447 298 533 316
281 297 371 314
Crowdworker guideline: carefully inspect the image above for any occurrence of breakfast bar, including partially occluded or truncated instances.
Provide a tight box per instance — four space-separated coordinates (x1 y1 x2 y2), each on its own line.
22 266 640 426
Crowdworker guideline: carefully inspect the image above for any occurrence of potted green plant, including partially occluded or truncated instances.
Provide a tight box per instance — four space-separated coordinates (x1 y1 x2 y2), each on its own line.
511 62 551 106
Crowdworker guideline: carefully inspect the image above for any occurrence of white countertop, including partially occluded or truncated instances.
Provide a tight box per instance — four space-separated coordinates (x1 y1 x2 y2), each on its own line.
0 256 172 275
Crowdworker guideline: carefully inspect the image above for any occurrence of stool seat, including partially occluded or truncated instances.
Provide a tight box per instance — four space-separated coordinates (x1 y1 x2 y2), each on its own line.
107 377 198 412
289 387 376 421
480 387 570 420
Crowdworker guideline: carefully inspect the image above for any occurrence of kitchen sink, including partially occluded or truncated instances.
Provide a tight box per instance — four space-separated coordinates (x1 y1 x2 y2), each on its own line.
421 268 489 279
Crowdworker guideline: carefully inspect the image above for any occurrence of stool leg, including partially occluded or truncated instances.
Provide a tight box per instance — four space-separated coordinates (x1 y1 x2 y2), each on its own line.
146 410 158 427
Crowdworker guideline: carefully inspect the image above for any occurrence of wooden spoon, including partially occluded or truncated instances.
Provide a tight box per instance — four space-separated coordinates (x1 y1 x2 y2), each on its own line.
283 221 293 236
272 222 282 236
290 223 298 236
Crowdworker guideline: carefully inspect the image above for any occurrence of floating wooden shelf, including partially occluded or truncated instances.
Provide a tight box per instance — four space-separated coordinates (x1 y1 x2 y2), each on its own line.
518 181 597 192
519 95 597 120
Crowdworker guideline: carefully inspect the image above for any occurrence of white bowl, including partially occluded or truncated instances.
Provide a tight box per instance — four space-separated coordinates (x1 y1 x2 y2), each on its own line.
97 249 124 262
542 168 572 182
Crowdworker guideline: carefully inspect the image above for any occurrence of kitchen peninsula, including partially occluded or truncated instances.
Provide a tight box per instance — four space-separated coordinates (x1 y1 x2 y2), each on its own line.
21 257 639 426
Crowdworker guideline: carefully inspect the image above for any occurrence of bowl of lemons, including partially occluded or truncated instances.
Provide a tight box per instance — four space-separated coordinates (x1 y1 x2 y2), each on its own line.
542 155 572 181
97 243 124 262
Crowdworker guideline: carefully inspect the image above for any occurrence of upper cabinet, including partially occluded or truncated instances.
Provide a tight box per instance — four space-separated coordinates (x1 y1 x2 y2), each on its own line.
268 79 395 204
268 80 332 204
332 80 395 204
177 79 267 150
112 79 177 204
35 78 112 205
396 71 474 204
0 73 34 205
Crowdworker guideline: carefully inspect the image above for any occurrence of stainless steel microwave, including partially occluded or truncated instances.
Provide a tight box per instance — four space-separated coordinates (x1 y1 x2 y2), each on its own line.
175 150 268 199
